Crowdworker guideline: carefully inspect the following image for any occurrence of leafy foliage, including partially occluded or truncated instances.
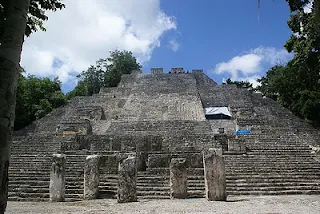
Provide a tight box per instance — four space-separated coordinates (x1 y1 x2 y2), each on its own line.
68 50 142 98
15 71 66 130
258 0 320 127
65 80 89 99
0 0 65 43
223 78 254 90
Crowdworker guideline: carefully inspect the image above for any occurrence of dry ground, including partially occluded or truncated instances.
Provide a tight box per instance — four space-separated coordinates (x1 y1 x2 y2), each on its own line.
5 195 320 214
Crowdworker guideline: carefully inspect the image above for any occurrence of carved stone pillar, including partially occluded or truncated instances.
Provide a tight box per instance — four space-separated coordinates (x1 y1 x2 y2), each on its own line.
170 158 188 199
50 154 66 202
84 155 100 200
117 156 137 203
203 149 226 201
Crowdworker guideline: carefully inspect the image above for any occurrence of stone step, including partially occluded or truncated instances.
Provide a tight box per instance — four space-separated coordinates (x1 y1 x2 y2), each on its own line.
98 190 117 199
226 156 316 159
137 176 169 180
227 182 320 187
137 195 170 200
9 177 50 181
227 189 320 195
8 187 48 193
100 185 117 191
8 192 49 198
8 196 49 202
136 186 170 191
137 191 169 196
226 169 320 173
65 189 83 194
226 170 320 175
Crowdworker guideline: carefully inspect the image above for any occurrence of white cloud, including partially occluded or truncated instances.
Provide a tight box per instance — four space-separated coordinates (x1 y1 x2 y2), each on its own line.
215 54 262 79
169 39 180 52
214 46 292 80
303 0 313 13
21 0 177 84
249 47 292 65
238 75 261 88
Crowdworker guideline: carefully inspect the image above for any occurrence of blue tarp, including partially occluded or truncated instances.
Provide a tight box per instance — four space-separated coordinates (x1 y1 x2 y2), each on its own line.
236 130 251 135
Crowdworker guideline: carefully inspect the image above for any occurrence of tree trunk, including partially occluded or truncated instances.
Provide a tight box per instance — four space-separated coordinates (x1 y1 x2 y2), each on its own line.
0 0 30 213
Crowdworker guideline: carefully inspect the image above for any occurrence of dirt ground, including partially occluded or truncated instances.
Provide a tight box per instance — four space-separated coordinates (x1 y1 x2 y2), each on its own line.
5 195 320 214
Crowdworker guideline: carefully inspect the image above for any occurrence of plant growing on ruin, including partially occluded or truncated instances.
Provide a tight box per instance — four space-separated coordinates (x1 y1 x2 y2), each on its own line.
68 50 142 97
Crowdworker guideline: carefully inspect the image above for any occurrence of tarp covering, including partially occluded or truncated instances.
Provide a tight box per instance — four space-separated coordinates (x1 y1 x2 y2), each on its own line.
204 107 232 117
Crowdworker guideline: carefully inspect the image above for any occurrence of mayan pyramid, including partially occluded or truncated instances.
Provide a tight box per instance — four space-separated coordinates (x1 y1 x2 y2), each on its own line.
9 68 320 201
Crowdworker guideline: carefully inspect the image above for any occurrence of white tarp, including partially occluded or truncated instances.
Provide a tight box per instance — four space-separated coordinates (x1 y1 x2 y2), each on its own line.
204 107 232 117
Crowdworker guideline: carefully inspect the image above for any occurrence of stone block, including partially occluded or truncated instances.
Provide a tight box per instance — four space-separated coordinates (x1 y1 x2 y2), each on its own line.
50 154 66 202
203 149 226 201
151 68 164 74
170 158 188 199
191 69 204 73
84 155 100 200
117 156 137 203
171 68 184 73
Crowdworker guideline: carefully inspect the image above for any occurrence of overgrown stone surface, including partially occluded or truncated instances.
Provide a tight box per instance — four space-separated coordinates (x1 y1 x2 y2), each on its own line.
50 154 66 202
203 149 226 201
117 156 137 203
84 155 100 200
170 158 188 199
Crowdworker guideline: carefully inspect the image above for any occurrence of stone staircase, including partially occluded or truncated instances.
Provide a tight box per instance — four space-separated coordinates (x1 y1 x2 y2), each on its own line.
9 134 320 201
8 154 51 201
224 136 320 195
136 169 205 199
8 135 61 201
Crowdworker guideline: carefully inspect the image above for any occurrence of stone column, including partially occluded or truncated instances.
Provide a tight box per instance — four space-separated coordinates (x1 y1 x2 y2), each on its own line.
84 155 100 200
50 154 66 202
203 148 226 201
170 158 188 199
117 156 137 203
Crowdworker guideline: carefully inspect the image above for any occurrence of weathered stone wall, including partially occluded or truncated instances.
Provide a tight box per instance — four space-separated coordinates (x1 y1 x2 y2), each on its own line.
106 121 213 135
192 70 218 86
73 132 216 154
151 68 164 74
209 120 237 135
75 134 163 153
170 68 185 73
56 119 92 135
147 152 203 168
117 73 205 121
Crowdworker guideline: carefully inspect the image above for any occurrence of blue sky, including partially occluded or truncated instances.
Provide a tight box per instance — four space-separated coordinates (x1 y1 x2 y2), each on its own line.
20 0 297 93
146 0 293 84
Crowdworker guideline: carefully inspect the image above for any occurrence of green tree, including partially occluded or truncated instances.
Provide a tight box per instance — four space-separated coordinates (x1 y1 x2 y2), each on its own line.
258 0 320 127
69 50 142 98
223 78 254 90
0 1 64 212
66 80 89 99
105 50 142 87
15 74 66 130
